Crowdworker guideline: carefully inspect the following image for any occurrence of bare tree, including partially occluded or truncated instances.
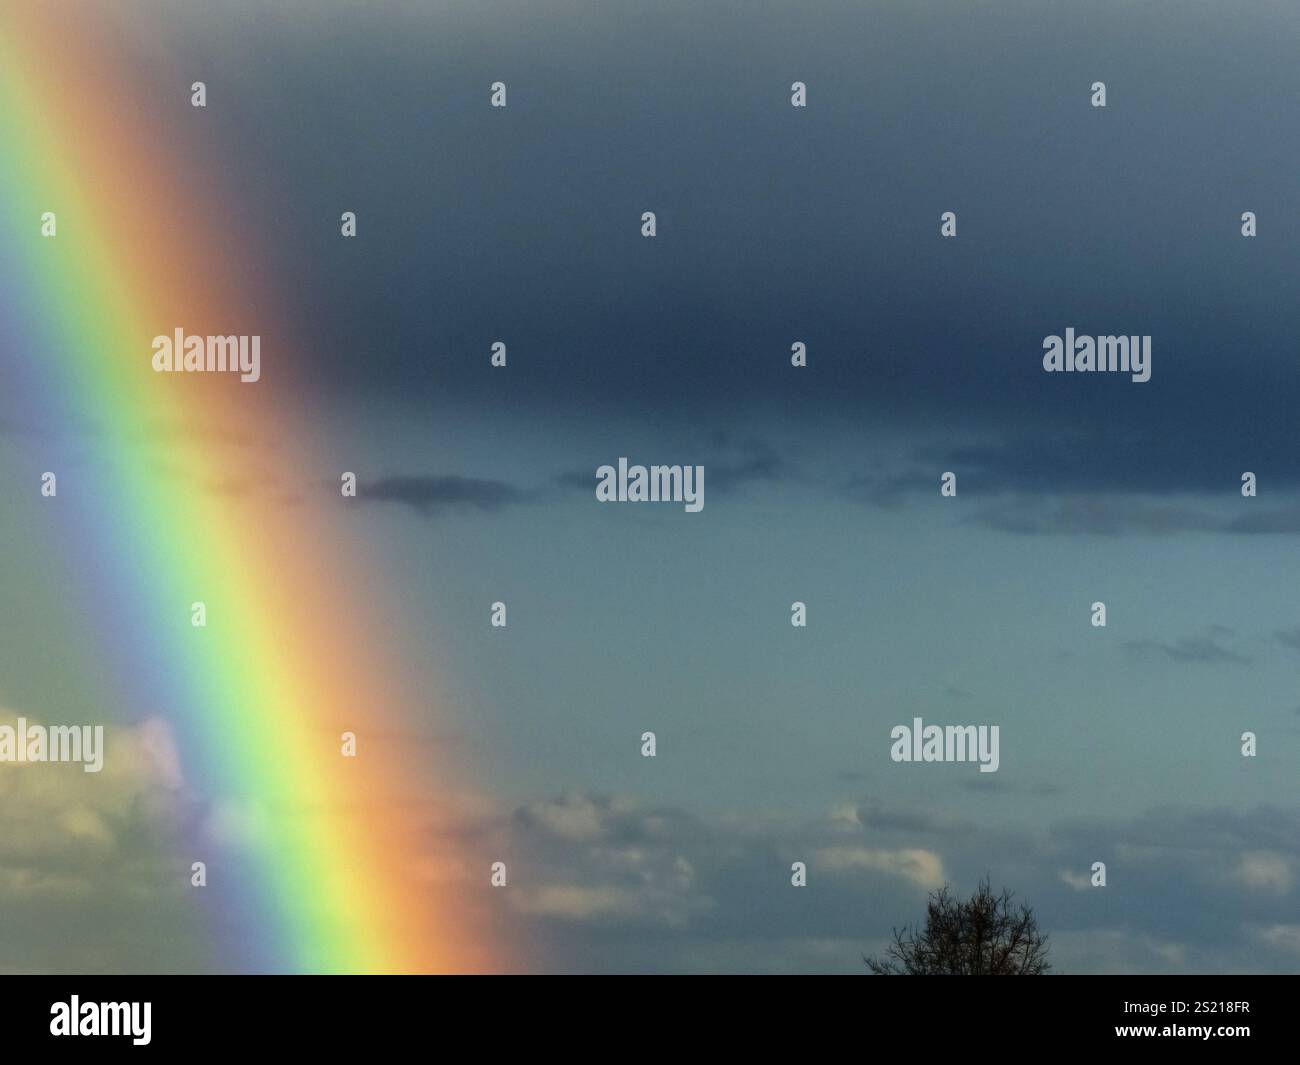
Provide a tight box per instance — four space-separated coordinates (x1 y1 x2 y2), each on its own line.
865 877 1051 974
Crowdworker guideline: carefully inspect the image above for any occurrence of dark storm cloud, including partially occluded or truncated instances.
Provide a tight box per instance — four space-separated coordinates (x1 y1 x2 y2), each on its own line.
360 475 529 516
152 2 1300 467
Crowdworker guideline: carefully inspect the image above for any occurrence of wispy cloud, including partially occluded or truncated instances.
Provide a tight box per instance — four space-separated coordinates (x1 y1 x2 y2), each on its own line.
358 474 529 517
1274 628 1300 653
555 439 784 499
1123 633 1253 665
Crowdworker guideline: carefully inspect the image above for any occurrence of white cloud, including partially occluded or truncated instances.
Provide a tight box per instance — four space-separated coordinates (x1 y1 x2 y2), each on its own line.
1233 851 1292 894
809 845 945 890
1058 868 1091 891
1253 924 1300 956
0 710 184 862
519 793 617 842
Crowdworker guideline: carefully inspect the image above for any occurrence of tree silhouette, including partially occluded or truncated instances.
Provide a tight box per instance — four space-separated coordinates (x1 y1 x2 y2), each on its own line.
865 877 1050 974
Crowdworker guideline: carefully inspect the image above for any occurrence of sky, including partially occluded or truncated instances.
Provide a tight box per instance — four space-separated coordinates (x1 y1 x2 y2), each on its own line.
2 0 1299 973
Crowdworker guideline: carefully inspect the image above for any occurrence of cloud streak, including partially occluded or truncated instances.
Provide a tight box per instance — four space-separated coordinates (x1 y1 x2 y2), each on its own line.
358 475 530 517
1122 633 1253 665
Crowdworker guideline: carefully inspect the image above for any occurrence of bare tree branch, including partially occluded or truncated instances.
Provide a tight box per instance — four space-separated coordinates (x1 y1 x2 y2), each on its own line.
865 877 1051 975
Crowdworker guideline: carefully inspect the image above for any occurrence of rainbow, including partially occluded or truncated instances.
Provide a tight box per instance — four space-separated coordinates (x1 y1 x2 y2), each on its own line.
0 6 494 973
